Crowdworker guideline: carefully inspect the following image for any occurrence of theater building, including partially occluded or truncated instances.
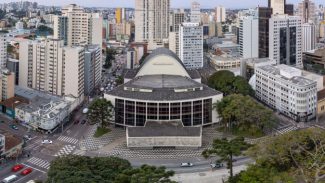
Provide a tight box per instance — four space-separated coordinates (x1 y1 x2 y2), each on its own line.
104 48 223 148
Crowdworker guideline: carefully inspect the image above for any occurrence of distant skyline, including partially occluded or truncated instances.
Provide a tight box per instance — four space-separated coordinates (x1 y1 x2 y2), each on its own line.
0 0 324 9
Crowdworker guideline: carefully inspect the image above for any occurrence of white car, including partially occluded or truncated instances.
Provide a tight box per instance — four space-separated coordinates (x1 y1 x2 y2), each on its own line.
180 162 194 167
42 140 53 144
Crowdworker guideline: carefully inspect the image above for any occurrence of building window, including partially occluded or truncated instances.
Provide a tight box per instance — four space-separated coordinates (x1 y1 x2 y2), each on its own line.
147 103 158 120
136 102 146 126
193 100 203 126
170 103 181 120
182 102 192 126
159 103 169 120
125 101 135 126
115 99 124 125
203 99 212 124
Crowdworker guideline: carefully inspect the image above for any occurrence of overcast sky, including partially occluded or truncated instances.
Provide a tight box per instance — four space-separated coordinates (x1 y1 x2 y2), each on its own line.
1 0 324 9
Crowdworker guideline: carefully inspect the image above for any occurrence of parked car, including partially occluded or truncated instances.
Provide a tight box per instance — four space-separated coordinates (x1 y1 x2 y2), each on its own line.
21 168 33 176
41 140 53 144
12 164 24 172
81 120 87 125
9 124 18 130
74 120 80 124
210 163 224 169
180 162 193 167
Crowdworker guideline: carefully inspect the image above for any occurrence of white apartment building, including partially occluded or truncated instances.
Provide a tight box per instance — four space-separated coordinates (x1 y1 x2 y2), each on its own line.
255 64 317 122
19 39 85 98
0 33 7 68
179 23 203 69
239 14 259 58
215 6 226 23
53 4 103 48
269 14 302 67
302 23 316 52
269 0 285 15
190 2 201 23
169 10 185 32
84 45 101 95
134 0 170 51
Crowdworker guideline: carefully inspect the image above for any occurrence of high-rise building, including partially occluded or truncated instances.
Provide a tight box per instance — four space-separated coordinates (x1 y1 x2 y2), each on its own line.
0 33 7 68
115 8 125 24
169 10 185 32
239 14 259 58
0 69 15 101
302 23 316 52
134 0 170 51
53 4 103 48
179 23 203 69
19 39 85 98
298 0 316 23
84 45 101 96
269 15 302 67
215 6 226 23
258 7 273 58
190 2 201 23
268 0 285 15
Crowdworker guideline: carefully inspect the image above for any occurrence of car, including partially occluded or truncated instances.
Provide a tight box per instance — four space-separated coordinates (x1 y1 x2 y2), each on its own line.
23 135 32 141
12 164 24 172
74 120 80 124
81 120 87 125
21 168 33 176
180 162 193 167
9 124 18 130
41 140 53 144
210 163 224 169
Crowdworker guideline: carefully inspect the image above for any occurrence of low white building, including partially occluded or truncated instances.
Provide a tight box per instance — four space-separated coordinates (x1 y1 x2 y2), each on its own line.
255 64 317 122
14 86 81 133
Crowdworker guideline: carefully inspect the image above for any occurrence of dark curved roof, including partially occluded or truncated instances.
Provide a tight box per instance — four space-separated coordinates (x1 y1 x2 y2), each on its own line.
137 48 188 73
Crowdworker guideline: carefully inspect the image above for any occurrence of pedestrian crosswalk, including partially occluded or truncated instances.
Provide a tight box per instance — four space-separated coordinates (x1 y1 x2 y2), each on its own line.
72 149 86 156
27 157 50 170
58 136 79 144
54 145 76 157
25 139 42 150
276 125 299 135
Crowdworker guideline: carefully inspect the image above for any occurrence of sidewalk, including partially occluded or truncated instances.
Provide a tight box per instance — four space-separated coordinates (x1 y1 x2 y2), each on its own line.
171 165 247 183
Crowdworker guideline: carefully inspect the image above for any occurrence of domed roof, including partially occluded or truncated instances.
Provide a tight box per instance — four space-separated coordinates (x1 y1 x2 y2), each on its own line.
136 48 190 78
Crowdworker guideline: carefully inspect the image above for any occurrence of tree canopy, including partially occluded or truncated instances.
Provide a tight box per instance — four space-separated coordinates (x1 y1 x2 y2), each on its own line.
215 94 276 137
47 156 175 183
88 98 114 128
233 128 325 183
104 48 116 69
208 70 253 96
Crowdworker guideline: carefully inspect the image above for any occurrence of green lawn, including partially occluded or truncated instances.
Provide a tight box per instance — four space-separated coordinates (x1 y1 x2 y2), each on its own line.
93 127 111 138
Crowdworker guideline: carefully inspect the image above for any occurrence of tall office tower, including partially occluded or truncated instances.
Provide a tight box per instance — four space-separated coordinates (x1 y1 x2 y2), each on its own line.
215 6 226 23
169 10 185 32
115 8 125 24
268 0 285 15
302 23 316 52
269 15 302 67
135 0 170 51
298 0 316 23
53 4 103 48
0 33 7 68
190 2 201 23
179 23 203 69
19 39 85 98
258 7 273 58
84 45 101 96
239 14 259 58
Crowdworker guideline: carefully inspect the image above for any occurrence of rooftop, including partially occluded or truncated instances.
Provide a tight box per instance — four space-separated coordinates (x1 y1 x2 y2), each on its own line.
0 130 23 153
127 121 201 137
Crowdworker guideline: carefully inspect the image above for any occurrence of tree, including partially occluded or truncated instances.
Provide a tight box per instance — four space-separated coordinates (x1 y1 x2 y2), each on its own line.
47 155 175 183
202 137 250 180
87 98 114 128
214 94 276 137
208 71 253 96
115 165 176 183
104 48 116 69
232 128 325 183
